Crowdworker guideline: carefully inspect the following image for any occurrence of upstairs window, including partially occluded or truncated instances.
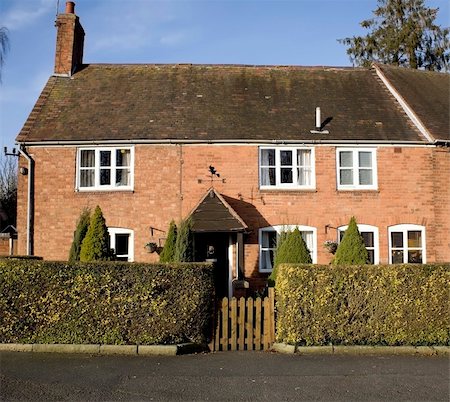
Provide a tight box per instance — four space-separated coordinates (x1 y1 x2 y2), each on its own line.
77 147 134 191
337 148 377 190
388 224 426 264
260 147 315 189
338 224 379 264
259 225 317 272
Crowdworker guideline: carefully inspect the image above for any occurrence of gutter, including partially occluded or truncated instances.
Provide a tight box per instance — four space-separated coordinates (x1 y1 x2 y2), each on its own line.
434 139 450 147
18 146 33 256
16 139 433 147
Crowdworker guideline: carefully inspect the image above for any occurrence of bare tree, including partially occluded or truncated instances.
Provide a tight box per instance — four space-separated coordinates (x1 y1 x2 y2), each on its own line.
0 152 17 228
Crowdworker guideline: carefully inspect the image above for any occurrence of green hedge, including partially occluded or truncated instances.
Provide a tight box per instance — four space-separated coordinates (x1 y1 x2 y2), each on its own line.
0 260 214 345
276 264 450 346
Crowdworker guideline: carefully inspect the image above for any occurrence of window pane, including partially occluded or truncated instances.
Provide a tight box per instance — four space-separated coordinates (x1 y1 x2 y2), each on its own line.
339 231 345 241
301 231 313 257
80 150 95 167
391 232 403 248
261 149 275 166
261 249 274 271
408 250 422 263
408 231 422 248
116 149 131 167
340 169 353 185
359 169 373 185
297 168 311 186
339 151 353 168
100 151 111 167
280 150 292 166
297 149 311 167
359 151 372 168
361 232 374 247
367 249 375 264
392 250 404 264
115 234 129 256
261 168 276 186
80 169 94 187
116 169 130 186
262 231 277 248
100 168 111 185
281 168 293 183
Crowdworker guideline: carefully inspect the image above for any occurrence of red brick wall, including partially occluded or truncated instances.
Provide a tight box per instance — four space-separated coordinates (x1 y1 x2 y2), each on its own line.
17 144 450 289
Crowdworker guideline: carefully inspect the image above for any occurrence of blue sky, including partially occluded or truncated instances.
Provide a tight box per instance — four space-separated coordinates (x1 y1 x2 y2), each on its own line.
0 0 448 149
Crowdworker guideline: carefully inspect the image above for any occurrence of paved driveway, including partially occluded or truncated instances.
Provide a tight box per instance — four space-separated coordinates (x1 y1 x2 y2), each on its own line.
1 351 448 401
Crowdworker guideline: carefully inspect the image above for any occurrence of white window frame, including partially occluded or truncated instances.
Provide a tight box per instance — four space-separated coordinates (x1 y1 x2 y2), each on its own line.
76 147 134 191
338 224 379 264
259 224 317 273
388 224 426 264
259 147 316 190
336 148 377 190
108 227 134 262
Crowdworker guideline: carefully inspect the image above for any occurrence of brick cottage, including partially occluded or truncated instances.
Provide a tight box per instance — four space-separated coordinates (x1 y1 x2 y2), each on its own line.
15 2 449 296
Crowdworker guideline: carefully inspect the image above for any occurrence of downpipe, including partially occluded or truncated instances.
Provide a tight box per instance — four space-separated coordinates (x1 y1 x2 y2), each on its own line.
18 146 33 256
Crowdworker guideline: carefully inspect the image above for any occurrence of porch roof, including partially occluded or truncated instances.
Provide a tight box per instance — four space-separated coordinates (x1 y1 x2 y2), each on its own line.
189 188 248 233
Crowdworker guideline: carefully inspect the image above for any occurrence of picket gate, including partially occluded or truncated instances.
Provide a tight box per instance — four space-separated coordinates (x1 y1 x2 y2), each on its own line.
211 288 275 351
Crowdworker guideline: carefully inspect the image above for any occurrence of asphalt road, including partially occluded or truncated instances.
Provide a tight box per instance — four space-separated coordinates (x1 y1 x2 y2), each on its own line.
1 351 449 401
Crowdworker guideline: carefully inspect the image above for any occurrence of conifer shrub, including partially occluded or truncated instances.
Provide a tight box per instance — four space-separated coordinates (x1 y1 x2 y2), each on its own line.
333 216 368 265
175 218 194 262
68 208 91 263
0 259 215 345
159 220 177 263
80 206 111 262
268 228 312 286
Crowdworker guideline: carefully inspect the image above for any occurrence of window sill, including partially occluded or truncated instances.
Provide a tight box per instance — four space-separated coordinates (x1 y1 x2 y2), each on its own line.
75 188 134 194
336 189 379 193
259 187 317 193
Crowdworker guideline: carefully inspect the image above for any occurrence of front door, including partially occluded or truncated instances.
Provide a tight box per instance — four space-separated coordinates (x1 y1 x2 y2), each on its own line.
194 233 230 299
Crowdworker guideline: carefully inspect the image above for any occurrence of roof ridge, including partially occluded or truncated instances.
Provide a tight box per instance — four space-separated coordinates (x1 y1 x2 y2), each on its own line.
78 63 367 71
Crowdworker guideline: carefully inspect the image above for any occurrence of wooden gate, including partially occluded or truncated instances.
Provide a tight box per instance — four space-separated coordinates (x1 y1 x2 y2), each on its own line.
211 288 275 351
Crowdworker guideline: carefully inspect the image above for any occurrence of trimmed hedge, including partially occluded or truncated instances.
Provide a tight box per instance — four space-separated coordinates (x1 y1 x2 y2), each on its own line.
276 263 450 346
0 260 214 345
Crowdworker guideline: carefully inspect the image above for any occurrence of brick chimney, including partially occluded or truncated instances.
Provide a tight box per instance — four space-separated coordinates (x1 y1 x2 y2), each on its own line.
54 1 85 76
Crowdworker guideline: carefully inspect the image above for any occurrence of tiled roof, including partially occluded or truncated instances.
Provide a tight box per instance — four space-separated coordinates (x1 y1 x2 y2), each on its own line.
377 64 449 141
17 64 430 143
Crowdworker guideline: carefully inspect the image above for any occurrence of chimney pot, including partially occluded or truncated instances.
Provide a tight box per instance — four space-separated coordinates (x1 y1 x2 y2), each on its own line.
65 1 75 14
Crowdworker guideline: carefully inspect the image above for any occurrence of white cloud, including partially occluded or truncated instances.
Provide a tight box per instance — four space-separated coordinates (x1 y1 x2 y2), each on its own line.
87 0 192 52
1 0 54 31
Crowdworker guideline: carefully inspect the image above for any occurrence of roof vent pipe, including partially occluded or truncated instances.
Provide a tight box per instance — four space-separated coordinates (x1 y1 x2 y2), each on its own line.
315 107 321 131
310 106 329 134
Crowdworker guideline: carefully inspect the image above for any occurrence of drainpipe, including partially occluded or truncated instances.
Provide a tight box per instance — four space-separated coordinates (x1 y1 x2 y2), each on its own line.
18 146 33 255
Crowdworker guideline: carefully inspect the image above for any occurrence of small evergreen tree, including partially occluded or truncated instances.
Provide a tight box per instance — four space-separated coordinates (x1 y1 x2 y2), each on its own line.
68 207 91 262
174 218 194 262
80 205 111 262
333 216 369 265
268 228 312 286
159 220 177 262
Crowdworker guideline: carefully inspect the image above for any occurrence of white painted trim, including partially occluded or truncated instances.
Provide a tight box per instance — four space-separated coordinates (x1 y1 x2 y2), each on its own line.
108 227 134 262
336 148 378 190
228 235 234 299
259 146 316 190
373 65 434 143
259 224 317 273
338 224 380 264
388 224 426 264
